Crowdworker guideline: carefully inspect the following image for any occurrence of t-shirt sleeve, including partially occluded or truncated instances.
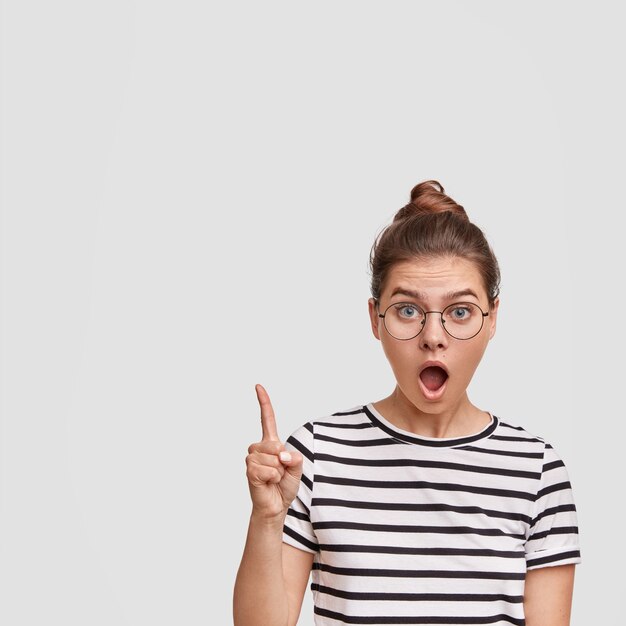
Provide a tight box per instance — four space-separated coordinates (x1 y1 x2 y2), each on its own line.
282 421 318 554
525 442 582 570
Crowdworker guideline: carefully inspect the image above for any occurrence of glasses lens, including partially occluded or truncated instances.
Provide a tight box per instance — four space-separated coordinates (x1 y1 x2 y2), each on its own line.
383 303 426 340
441 302 484 339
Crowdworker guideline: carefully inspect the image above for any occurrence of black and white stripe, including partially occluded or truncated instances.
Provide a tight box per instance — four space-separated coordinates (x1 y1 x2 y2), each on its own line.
283 403 581 625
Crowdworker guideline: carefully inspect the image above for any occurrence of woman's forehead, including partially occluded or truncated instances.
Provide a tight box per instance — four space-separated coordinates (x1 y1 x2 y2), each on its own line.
381 258 486 301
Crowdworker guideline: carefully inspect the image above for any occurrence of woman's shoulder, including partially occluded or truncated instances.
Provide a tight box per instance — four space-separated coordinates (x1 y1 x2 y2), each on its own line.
313 404 372 426
286 404 371 436
493 415 547 443
492 415 571 464
284 404 371 457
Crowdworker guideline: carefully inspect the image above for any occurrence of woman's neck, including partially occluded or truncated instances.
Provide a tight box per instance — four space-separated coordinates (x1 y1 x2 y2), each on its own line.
373 386 492 439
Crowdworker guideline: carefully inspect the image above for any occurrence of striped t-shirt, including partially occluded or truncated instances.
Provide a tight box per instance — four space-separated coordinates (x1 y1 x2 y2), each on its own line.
282 403 581 625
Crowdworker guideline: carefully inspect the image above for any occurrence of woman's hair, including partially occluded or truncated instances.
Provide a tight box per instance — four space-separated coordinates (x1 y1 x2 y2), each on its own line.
369 180 501 308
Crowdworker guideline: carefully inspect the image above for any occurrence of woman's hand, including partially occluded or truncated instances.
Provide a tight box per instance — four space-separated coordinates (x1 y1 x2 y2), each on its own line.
245 384 303 521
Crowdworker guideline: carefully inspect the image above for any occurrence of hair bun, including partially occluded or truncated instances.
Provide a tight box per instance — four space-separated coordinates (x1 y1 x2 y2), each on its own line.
393 180 467 222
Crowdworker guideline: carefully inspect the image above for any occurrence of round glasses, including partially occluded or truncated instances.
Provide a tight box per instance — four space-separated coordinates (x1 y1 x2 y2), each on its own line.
377 300 489 341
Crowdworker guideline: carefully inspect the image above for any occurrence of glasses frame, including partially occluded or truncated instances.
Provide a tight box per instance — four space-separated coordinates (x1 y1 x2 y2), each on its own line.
375 299 490 341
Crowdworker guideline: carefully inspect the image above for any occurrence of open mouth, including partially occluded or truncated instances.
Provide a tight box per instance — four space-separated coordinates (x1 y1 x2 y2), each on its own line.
419 366 449 395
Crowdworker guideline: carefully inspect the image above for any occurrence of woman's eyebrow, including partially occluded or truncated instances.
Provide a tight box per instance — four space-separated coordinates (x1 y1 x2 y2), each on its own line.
389 287 480 301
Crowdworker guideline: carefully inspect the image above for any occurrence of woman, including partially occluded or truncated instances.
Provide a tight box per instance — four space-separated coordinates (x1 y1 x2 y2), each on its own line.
233 181 581 626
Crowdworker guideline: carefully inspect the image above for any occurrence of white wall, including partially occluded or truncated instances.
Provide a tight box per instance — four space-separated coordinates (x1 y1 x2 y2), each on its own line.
1 1 622 624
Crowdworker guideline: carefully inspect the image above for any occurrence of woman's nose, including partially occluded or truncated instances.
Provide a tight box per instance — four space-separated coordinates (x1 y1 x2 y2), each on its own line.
419 312 448 349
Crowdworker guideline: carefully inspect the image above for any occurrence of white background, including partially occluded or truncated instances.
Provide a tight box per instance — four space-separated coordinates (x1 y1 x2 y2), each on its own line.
1 1 623 624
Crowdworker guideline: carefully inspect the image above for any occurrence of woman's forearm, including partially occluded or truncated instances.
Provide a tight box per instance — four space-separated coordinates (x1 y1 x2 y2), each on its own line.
233 512 290 626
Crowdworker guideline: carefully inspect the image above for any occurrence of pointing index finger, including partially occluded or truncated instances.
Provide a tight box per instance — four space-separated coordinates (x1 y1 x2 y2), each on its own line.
255 384 280 442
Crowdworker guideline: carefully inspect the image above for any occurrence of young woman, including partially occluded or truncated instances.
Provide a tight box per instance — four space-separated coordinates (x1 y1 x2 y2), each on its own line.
233 181 581 626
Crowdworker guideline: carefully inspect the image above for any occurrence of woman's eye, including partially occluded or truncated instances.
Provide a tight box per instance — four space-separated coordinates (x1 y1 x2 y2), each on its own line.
450 306 471 320
397 305 419 319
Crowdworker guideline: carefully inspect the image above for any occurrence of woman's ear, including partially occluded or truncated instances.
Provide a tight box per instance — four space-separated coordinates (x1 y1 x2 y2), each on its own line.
488 297 499 340
368 298 381 340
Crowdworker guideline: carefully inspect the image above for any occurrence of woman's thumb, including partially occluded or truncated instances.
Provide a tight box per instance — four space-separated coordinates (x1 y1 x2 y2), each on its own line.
279 450 304 479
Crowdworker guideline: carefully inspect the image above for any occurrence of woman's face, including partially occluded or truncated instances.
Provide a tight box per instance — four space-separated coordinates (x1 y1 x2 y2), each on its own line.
368 256 499 415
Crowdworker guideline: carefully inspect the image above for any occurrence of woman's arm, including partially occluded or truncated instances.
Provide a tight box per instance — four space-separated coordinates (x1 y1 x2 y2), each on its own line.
233 514 314 626
283 543 316 625
524 564 576 626
233 385 311 626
